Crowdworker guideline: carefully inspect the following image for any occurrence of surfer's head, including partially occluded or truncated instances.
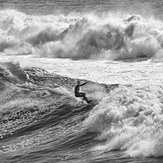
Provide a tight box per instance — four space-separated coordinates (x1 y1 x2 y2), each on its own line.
77 80 80 85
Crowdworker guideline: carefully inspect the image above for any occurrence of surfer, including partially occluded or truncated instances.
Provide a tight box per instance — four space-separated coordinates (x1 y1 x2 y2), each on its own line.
74 80 90 103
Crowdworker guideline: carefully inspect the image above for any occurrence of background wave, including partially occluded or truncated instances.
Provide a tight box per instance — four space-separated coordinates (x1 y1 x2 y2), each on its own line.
0 10 163 60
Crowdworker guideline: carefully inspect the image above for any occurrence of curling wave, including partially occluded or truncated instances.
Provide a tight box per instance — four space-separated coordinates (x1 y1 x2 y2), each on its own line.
0 61 116 147
1 62 163 159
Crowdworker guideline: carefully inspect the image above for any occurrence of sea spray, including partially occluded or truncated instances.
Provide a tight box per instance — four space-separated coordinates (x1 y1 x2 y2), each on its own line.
83 85 163 157
0 10 163 60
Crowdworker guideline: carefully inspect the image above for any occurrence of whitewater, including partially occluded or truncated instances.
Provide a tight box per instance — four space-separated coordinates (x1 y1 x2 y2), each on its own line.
1 0 163 163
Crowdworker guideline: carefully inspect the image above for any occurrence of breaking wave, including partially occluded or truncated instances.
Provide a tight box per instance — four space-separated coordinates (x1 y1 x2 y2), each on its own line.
84 84 163 157
1 10 163 60
1 62 163 159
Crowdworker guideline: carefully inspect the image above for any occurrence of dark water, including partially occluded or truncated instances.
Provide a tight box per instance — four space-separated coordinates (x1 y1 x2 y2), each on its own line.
1 0 163 19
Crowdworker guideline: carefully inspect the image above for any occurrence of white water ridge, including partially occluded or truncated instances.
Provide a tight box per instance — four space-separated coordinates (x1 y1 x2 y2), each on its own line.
84 84 163 157
0 10 163 60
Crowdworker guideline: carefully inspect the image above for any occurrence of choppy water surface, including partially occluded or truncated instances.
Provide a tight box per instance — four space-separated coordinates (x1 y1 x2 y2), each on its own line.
1 62 163 163
1 0 163 163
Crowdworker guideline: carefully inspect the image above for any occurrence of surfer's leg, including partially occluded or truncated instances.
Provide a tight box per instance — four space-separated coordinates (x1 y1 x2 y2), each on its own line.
76 92 90 103
83 97 89 103
79 93 89 103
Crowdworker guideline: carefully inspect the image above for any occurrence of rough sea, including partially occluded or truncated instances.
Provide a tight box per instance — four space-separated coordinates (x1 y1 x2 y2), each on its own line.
1 0 163 163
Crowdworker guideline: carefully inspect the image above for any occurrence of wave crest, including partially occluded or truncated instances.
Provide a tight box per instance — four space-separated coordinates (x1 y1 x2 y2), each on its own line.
83 85 163 157
0 10 163 60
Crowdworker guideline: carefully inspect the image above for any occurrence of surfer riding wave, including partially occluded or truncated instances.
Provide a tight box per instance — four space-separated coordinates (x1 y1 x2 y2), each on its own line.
74 81 90 103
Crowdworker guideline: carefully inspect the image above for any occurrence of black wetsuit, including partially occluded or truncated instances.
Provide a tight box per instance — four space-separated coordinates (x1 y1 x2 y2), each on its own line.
74 82 89 103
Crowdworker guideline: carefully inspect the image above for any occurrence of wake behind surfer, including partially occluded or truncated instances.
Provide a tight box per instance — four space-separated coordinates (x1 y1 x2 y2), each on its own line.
74 80 90 103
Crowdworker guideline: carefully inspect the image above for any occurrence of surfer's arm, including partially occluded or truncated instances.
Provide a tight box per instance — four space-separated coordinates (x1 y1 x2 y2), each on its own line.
80 81 89 86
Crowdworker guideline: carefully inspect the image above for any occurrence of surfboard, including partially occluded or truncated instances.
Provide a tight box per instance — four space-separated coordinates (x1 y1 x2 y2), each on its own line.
72 94 99 107
87 99 98 105
74 100 86 107
76 98 98 107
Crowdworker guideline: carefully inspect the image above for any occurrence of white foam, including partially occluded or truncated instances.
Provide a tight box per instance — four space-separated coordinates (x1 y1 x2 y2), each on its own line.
83 85 163 157
0 10 163 60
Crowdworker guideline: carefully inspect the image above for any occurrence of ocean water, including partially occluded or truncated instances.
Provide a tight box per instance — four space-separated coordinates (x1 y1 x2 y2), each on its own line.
1 0 163 163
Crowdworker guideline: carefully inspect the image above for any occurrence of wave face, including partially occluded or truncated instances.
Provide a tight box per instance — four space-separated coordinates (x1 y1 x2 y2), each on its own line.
1 62 163 163
1 10 163 60
0 62 119 162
